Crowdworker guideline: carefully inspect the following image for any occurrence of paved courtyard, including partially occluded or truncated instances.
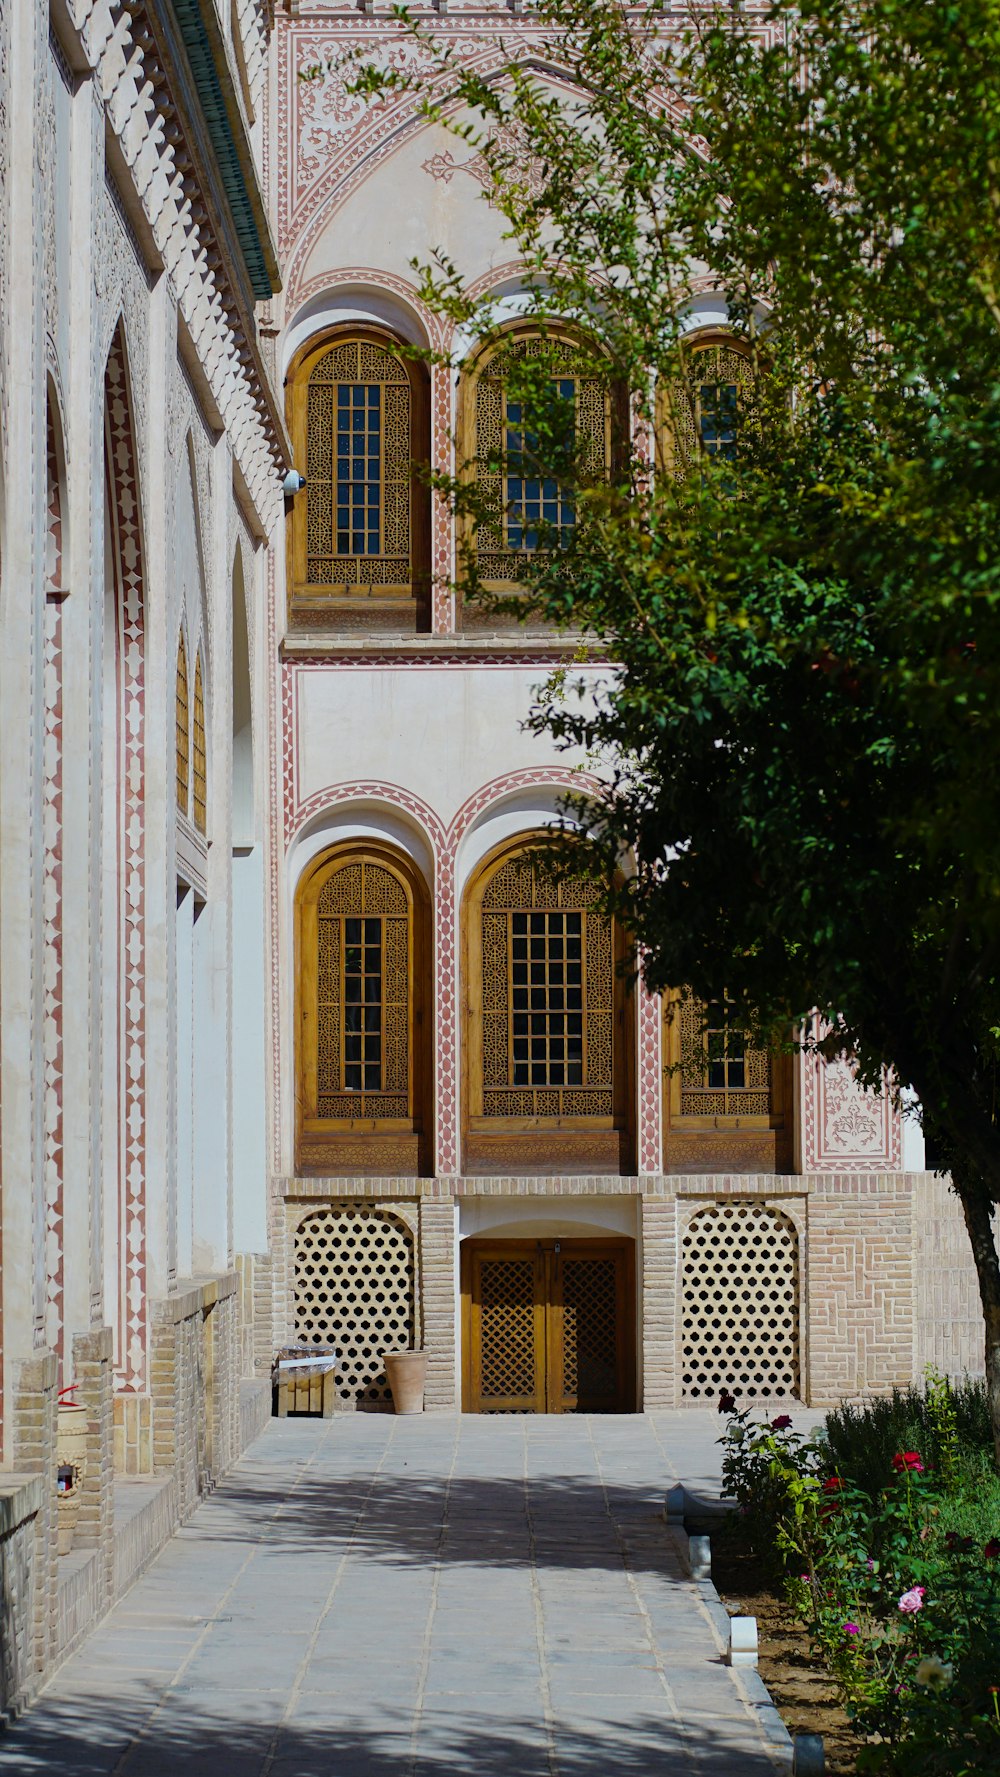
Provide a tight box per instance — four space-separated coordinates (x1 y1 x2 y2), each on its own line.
0 1414 795 1776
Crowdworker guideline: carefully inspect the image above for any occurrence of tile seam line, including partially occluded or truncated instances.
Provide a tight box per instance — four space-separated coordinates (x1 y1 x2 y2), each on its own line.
584 1414 692 1762
406 1416 461 1777
525 1416 561 1777
105 1425 366 1777
258 1417 400 1776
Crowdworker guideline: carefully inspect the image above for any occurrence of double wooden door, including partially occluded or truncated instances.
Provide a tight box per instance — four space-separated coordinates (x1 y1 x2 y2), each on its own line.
462 1239 635 1413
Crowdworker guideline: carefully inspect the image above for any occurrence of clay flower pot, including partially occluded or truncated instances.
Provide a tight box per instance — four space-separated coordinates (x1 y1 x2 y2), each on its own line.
383 1349 427 1415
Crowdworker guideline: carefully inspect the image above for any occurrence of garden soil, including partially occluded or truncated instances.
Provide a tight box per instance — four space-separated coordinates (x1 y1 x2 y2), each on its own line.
712 1541 866 1776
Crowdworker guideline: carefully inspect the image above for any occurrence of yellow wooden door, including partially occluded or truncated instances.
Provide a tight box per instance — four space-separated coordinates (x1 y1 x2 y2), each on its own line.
462 1240 634 1413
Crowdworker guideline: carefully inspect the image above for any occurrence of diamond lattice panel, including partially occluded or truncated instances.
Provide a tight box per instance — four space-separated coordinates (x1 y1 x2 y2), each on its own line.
562 1258 617 1402
681 1202 800 1401
295 1204 415 1408
480 1258 536 1408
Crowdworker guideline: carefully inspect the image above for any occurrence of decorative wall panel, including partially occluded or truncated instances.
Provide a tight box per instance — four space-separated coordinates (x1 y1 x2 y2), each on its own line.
294 1204 416 1408
681 1201 800 1402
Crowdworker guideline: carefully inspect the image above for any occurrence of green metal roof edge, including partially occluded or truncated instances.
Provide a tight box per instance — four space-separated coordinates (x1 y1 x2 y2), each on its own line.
170 0 279 301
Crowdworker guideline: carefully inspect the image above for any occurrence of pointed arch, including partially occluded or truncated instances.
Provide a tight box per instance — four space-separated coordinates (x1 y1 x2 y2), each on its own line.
43 381 69 1364
103 323 148 1391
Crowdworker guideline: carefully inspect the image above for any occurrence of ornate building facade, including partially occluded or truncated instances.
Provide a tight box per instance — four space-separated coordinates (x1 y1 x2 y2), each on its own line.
0 0 984 1717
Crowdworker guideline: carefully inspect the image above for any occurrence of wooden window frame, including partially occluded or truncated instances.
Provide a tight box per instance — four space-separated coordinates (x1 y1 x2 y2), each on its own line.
192 647 207 836
456 323 627 624
285 325 431 634
661 994 793 1174
295 840 431 1177
462 835 634 1177
655 327 757 478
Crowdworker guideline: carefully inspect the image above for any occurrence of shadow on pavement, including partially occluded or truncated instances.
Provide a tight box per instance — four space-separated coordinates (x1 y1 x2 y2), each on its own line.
178 1470 691 1574
0 1691 777 1776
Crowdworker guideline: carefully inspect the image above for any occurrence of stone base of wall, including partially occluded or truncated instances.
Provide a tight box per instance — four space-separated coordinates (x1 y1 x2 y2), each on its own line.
270 1170 984 1414
0 1269 269 1721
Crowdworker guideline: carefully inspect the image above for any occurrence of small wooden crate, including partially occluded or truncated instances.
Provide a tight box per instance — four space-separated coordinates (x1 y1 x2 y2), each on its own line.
272 1346 338 1419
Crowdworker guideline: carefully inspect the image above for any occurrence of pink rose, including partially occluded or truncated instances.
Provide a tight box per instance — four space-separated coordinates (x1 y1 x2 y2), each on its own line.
898 1586 925 1614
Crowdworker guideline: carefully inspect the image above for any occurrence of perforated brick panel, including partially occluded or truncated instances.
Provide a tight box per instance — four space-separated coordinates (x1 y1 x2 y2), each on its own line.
295 1204 415 1408
681 1201 800 1401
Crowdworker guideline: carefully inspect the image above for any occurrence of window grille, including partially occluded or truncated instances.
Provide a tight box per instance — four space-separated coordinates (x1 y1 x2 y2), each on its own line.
175 637 189 817
192 651 207 836
295 1204 415 1409
479 856 614 1120
472 336 608 587
313 858 410 1123
668 340 752 473
304 338 411 594
679 997 772 1119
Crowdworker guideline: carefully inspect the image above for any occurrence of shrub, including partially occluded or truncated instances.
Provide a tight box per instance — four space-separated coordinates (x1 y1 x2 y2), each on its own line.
719 1377 1000 1775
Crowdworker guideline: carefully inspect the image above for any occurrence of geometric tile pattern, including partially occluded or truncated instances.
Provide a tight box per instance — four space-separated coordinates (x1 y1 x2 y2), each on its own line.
105 331 148 1391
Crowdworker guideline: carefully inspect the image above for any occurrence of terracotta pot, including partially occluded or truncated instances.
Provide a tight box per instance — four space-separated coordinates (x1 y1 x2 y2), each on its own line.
383 1349 427 1416
56 1404 88 1557
57 1403 89 1476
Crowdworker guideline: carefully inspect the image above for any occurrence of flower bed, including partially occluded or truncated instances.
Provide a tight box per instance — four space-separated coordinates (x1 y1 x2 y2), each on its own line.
719 1375 1000 1774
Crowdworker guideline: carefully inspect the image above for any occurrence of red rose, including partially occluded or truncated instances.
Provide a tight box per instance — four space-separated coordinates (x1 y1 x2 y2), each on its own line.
984 1538 1000 1560
718 1390 738 1415
891 1451 924 1473
771 1415 793 1431
822 1476 844 1492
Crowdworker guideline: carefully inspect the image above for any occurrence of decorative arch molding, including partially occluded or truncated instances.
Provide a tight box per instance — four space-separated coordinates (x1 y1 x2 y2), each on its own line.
285 269 446 360
295 837 432 1176
103 326 148 1392
43 385 69 1361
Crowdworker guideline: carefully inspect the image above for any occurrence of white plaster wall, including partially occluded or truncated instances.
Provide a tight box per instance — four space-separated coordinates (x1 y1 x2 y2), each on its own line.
459 1196 640 1242
292 663 603 834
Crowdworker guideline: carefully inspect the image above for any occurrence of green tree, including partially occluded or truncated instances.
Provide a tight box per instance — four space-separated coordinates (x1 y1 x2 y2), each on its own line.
351 0 1000 1460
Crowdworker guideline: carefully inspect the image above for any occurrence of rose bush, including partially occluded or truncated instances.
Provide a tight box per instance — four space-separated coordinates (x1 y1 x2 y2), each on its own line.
719 1381 1000 1774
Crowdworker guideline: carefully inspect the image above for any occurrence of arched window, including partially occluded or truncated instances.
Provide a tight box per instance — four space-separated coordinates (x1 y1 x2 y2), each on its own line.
286 328 430 631
662 994 792 1173
460 328 619 603
296 843 429 1175
175 635 189 817
464 841 632 1175
192 650 207 836
659 332 755 475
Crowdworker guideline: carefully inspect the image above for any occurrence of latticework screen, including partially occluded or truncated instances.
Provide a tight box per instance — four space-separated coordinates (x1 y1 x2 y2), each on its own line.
667 341 752 474
192 651 207 835
474 337 608 585
681 1201 800 1401
677 997 772 1119
480 857 614 1120
314 859 410 1123
479 1256 537 1408
562 1257 617 1402
295 1204 415 1408
175 637 189 816
305 338 411 593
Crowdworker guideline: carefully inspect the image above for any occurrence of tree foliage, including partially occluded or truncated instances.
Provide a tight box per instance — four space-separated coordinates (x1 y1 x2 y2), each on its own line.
352 0 1000 1455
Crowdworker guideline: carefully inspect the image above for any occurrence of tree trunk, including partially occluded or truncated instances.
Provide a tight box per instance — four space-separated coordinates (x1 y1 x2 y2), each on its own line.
959 1189 1000 1473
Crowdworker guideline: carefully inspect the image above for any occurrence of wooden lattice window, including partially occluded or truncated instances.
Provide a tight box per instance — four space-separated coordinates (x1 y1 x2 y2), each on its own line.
297 844 428 1174
659 334 754 476
662 993 792 1174
175 635 189 817
464 332 612 593
286 329 429 621
192 650 207 835
465 844 631 1174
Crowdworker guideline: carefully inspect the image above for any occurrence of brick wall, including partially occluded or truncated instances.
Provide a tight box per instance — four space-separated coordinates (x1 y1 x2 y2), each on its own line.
0 1480 41 1723
13 1353 59 1676
640 1196 677 1409
419 1197 456 1409
912 1172 986 1380
805 1176 915 1403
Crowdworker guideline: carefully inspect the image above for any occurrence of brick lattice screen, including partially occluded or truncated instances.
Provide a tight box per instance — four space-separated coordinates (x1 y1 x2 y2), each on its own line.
294 1204 416 1408
681 1200 800 1402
